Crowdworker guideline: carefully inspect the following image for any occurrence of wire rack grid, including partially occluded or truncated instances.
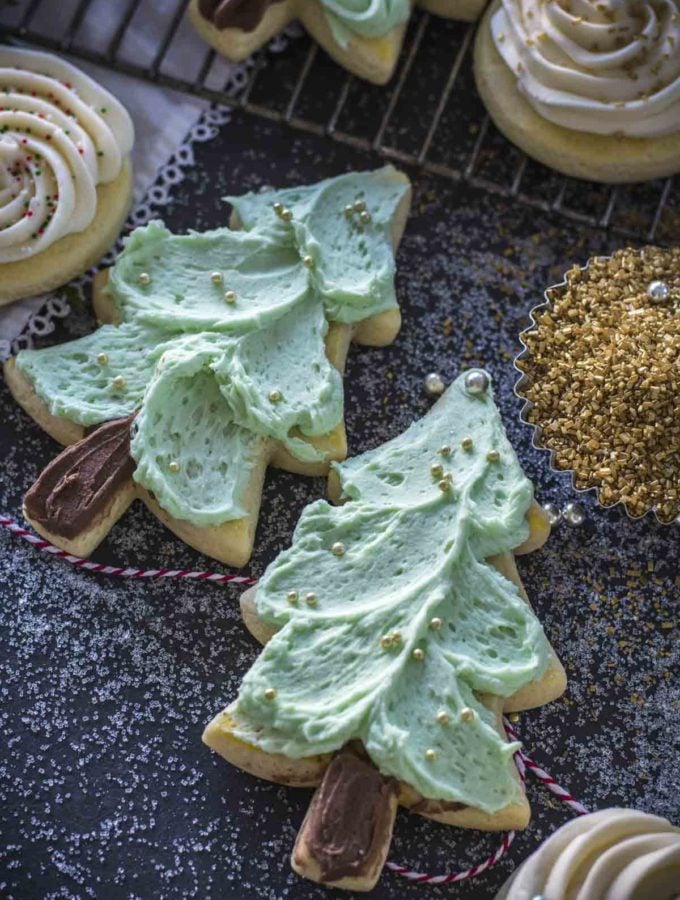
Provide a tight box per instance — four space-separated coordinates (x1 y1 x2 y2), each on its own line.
1 0 678 245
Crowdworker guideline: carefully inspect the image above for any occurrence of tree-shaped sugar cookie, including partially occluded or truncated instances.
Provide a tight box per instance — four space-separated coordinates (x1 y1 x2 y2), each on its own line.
4 166 411 565
203 370 567 891
190 0 486 85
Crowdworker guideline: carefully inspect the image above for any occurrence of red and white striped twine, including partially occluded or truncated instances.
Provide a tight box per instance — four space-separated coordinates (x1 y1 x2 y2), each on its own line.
1 514 587 886
0 516 257 586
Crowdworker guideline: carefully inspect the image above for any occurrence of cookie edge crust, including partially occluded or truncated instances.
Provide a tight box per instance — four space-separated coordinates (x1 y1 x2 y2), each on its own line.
473 1 680 184
0 158 134 306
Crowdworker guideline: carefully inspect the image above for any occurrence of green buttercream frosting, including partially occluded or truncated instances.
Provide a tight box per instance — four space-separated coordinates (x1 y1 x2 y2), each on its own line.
319 0 411 48
230 372 551 812
15 167 409 528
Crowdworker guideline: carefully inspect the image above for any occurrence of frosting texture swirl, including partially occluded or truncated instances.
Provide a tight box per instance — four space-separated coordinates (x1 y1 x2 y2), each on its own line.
0 47 133 263
491 0 680 138
16 167 409 529
229 372 551 811
320 0 411 47
497 808 680 899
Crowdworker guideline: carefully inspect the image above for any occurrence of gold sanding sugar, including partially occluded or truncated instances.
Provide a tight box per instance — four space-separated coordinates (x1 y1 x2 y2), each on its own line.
518 246 679 523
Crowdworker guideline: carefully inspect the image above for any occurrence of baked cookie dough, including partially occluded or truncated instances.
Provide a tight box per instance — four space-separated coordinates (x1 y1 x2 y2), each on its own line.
5 167 412 566
474 0 680 183
0 47 134 304
190 0 486 86
204 370 567 891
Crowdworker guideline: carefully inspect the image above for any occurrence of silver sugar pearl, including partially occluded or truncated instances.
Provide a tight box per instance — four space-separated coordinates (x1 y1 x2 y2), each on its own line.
563 502 586 527
647 280 669 302
464 369 490 396
542 502 562 526
424 372 445 397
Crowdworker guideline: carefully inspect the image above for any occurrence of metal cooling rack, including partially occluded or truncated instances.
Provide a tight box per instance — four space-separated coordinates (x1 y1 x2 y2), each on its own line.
1 0 678 244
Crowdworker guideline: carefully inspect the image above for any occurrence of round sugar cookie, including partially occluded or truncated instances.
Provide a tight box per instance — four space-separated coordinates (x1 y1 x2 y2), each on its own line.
0 47 134 305
473 1 680 185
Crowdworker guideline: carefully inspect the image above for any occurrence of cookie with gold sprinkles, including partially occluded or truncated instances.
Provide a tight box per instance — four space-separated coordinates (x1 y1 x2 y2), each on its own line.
516 246 679 524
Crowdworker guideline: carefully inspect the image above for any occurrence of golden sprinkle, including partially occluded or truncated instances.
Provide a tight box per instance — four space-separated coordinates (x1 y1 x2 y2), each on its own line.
331 541 346 557
461 437 473 451
412 648 425 661
430 462 444 478
168 461 180 473
436 710 450 725
224 290 237 304
425 748 436 761
429 617 443 631
112 375 126 389
264 688 277 700
137 272 151 286
460 707 475 723
517 246 680 523
487 450 500 462
286 590 298 604
268 389 282 403
96 353 109 365
211 271 223 285
305 592 317 607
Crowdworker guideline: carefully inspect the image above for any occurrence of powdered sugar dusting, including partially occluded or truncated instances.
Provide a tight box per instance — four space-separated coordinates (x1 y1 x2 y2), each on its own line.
0 112 677 899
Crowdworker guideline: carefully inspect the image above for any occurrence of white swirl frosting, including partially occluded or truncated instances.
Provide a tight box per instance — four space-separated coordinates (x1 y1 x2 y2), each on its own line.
491 0 680 138
496 808 680 900
0 48 133 263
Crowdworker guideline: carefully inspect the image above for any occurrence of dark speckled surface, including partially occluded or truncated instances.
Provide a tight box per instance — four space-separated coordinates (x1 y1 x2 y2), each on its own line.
0 110 678 900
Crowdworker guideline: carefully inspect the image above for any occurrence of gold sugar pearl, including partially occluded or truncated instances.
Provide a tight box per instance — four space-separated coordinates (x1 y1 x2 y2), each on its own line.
273 202 284 215
429 617 443 631
487 450 500 462
436 710 450 725
430 462 444 478
425 748 436 761
302 255 315 269
280 208 293 222
438 479 451 492
439 445 452 457
286 590 298 604
380 634 393 649
96 353 109 366
359 211 372 225
224 291 237 304
344 204 354 217
112 375 126 389
353 199 366 213
390 630 402 645
508 712 520 724
264 688 277 701
412 648 425 661
211 271 223 285
168 461 180 473
331 542 346 557
268 389 282 403
137 272 151 286
461 437 473 451
460 707 475 723
305 592 317 607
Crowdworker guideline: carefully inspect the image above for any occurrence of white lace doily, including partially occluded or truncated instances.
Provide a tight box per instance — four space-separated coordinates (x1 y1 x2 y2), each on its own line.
0 21 300 360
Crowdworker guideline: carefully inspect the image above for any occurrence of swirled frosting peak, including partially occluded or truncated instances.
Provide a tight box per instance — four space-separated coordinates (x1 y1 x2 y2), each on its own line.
0 47 133 263
491 0 680 138
497 808 680 899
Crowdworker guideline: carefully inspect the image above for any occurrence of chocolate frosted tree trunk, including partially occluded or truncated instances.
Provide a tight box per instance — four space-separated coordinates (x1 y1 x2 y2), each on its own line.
292 748 399 891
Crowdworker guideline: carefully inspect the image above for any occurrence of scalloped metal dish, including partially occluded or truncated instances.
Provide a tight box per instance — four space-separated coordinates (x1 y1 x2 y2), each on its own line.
513 262 677 527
